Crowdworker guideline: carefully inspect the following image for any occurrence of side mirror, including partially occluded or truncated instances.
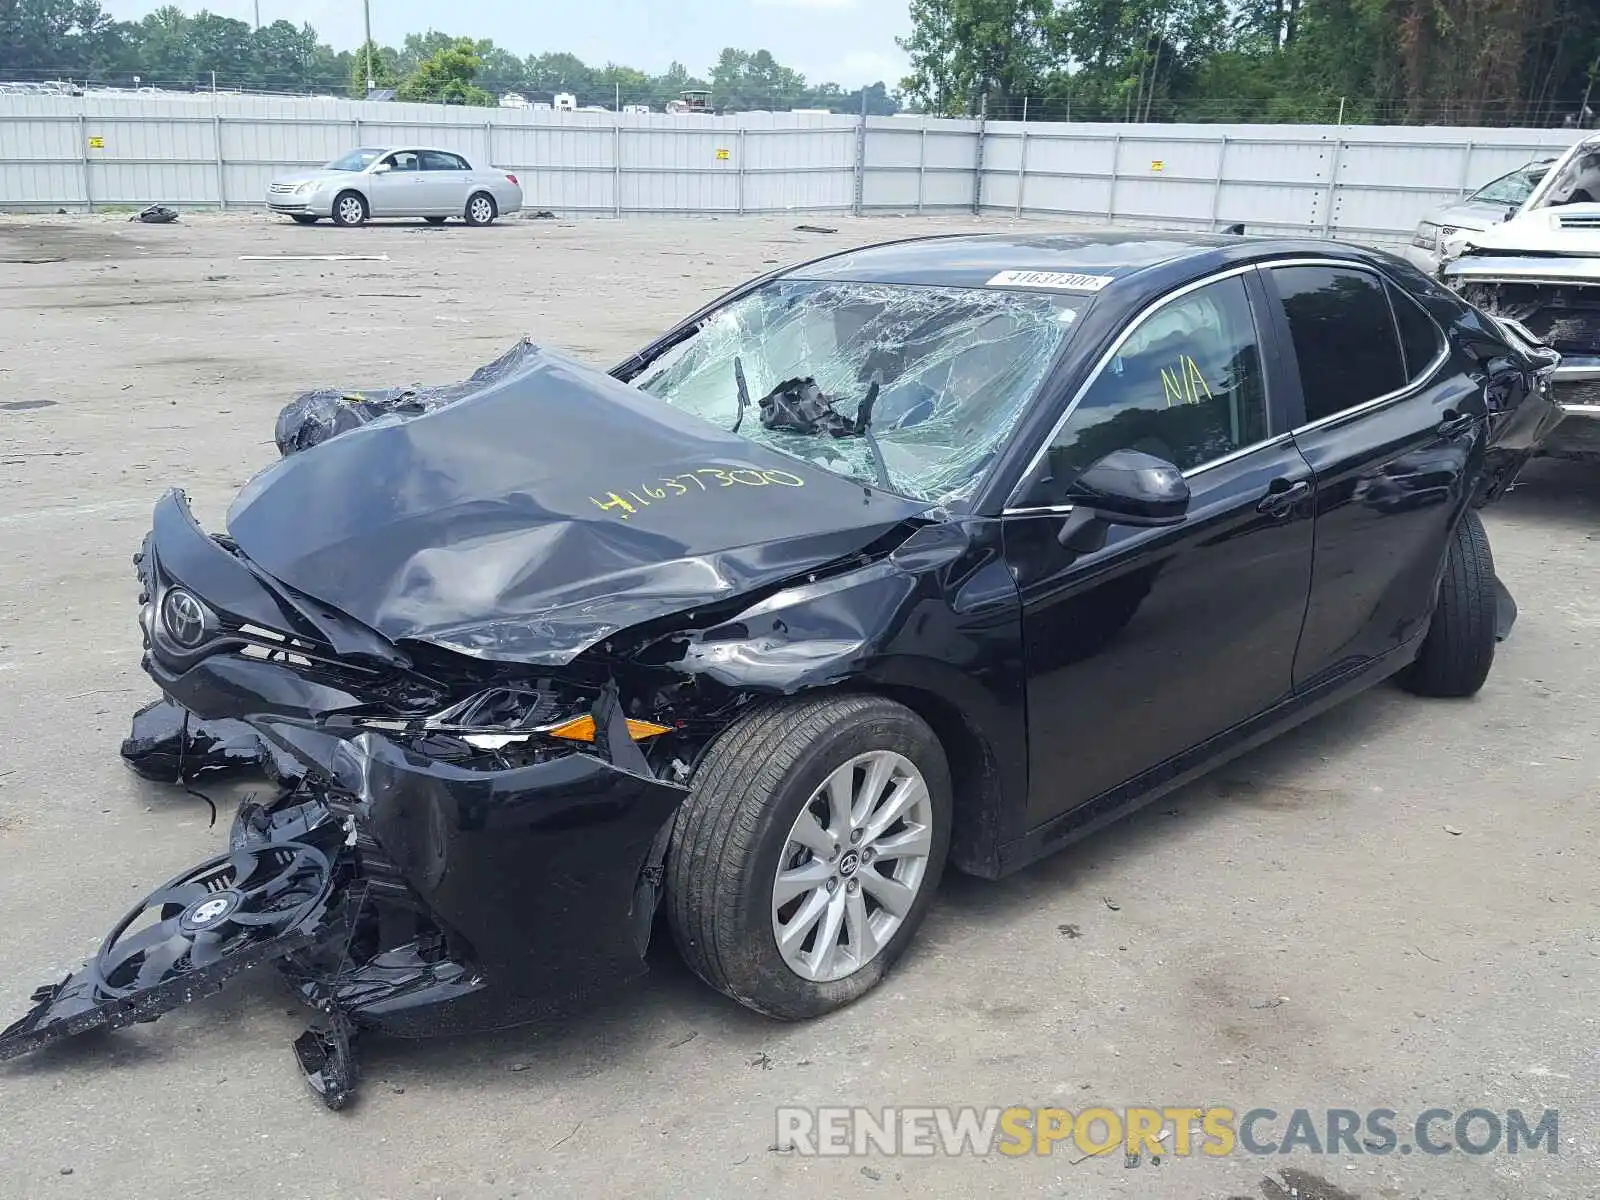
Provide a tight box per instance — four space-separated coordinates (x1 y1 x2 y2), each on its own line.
372 161 391 174
1053 449 1191 549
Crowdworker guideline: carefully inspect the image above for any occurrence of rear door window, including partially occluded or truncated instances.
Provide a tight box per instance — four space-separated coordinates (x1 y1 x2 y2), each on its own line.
1386 280 1446 381
1271 265 1407 423
420 151 468 171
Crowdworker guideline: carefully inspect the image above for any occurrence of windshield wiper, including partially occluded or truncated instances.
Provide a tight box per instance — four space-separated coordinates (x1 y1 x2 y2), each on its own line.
731 356 750 433
852 375 893 492
752 372 894 492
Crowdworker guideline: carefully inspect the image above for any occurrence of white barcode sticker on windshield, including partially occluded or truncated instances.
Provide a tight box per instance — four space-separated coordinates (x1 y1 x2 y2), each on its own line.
987 270 1115 292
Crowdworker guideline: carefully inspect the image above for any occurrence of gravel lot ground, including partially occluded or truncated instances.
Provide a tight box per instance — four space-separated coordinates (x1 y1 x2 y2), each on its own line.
0 211 1595 1200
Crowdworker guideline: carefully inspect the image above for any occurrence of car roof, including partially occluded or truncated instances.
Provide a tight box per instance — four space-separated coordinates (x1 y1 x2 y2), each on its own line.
779 229 1371 292
360 146 471 157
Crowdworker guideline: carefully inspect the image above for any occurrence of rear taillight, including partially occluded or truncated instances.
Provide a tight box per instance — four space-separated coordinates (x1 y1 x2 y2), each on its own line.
506 174 519 186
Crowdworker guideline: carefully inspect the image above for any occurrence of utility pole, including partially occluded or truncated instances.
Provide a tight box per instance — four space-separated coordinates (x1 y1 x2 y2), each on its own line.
363 0 374 94
1581 54 1597 129
615 81 620 112
254 0 259 29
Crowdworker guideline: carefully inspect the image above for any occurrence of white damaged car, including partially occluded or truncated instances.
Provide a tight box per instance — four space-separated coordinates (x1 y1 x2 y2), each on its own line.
1404 157 1556 275
1439 132 1600 461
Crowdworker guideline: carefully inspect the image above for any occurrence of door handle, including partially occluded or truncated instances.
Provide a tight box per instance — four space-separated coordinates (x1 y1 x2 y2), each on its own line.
1438 408 1476 437
1256 478 1311 515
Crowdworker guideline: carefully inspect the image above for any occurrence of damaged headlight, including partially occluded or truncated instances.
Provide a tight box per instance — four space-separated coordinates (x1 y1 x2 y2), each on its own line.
353 685 674 750
1413 221 1440 249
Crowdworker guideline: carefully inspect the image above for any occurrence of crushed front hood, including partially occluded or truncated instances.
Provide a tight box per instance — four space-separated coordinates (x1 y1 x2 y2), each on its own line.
225 346 930 664
1449 203 1600 260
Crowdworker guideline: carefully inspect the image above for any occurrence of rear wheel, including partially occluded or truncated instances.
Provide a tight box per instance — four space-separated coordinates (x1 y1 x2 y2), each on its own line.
289 214 318 225
331 191 367 227
1398 509 1498 698
464 192 497 226
666 695 951 1021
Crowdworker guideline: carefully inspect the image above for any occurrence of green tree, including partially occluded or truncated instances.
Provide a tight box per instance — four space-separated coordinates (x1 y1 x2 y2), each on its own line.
349 38 400 98
594 63 651 108
526 50 593 101
1046 0 1232 121
5 0 1595 127
475 43 525 95
187 13 252 73
899 0 1053 114
248 20 322 91
397 30 458 75
0 0 116 77
396 36 493 106
842 81 899 114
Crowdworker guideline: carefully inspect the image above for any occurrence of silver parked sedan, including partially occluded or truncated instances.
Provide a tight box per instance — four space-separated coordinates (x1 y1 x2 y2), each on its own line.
266 146 524 227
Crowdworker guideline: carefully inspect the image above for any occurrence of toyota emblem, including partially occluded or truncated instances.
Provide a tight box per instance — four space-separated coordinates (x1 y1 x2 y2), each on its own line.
160 588 209 649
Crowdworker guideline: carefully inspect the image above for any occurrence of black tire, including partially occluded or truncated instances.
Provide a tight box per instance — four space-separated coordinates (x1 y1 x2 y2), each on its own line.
1398 509 1498 698
330 191 367 227
666 694 951 1021
290 214 318 225
423 216 447 225
464 192 497 226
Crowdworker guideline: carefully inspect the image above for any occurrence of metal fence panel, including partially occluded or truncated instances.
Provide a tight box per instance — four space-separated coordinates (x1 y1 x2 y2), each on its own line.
0 94 1585 243
861 117 979 212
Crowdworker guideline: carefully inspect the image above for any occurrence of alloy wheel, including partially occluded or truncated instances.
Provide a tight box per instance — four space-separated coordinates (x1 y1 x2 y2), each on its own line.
770 750 934 983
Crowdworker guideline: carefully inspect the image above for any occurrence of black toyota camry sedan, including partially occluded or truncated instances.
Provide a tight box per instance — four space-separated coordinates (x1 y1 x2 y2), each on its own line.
2 230 1564 1107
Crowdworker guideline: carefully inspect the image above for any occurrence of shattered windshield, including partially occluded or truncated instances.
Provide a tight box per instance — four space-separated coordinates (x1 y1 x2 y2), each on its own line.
633 280 1081 503
325 148 386 172
1471 164 1549 206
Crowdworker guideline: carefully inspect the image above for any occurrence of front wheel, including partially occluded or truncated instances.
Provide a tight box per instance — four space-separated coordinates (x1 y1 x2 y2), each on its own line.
331 191 368 227
1398 509 1498 698
464 192 497 226
666 695 951 1021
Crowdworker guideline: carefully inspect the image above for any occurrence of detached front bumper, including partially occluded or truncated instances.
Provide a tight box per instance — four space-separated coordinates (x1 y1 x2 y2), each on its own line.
255 720 687 1035
4 493 690 1107
5 707 686 1107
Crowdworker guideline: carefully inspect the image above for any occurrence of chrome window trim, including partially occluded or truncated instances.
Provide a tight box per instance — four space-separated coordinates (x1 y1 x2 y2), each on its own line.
1182 431 1295 480
1004 263 1263 511
1005 503 1077 516
1266 258 1451 438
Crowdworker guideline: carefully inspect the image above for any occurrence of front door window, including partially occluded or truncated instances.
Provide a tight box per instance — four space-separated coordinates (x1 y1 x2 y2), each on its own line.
1037 274 1269 491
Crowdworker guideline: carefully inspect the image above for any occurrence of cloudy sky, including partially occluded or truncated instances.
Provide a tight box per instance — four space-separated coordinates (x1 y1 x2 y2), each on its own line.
100 0 914 87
